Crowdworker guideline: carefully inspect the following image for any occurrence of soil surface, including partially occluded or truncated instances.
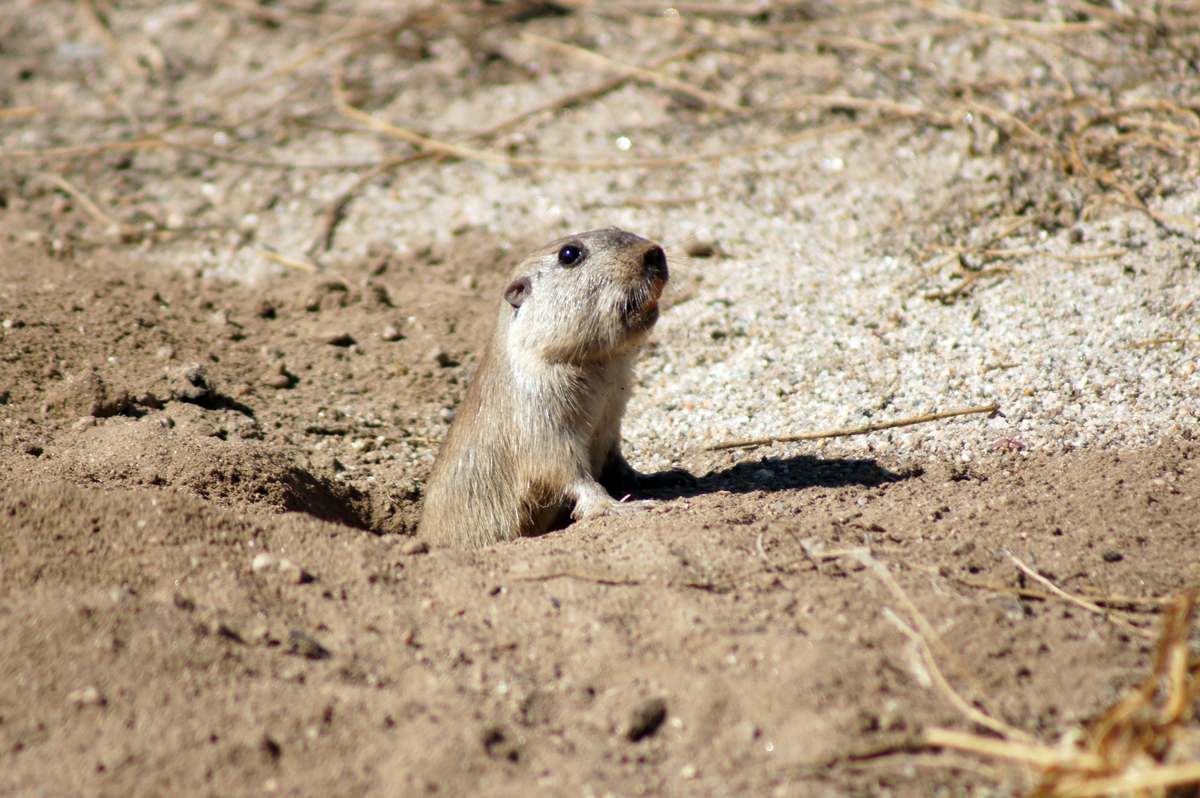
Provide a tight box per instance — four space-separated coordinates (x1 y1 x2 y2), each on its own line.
3 2 1200 797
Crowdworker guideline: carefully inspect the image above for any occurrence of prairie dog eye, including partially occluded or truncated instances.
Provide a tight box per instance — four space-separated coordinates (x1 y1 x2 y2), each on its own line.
557 244 584 266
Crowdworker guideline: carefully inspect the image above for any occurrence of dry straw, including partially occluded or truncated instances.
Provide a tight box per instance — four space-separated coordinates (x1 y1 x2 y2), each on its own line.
6 1 1199 270
925 592 1200 797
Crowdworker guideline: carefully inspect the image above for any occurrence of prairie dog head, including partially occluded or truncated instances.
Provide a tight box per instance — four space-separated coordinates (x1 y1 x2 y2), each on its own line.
500 229 668 364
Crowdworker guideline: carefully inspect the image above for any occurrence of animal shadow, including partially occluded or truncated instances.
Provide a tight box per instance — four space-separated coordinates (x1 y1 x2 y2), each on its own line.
637 454 916 500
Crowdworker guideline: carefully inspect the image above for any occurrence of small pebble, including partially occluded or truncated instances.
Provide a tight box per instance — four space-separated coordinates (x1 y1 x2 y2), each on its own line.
381 324 403 342
428 347 453 367
361 283 391 308
1101 550 1124 563
458 273 477 291
951 540 976 556
136 392 162 409
67 686 105 708
262 372 291 389
626 697 668 741
208 309 228 327
156 345 174 360
319 331 355 347
289 629 331 660
251 552 314 583
72 415 97 430
212 621 245 643
402 539 429 555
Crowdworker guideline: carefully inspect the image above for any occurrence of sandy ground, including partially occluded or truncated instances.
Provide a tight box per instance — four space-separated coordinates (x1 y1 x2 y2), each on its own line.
2 2 1200 796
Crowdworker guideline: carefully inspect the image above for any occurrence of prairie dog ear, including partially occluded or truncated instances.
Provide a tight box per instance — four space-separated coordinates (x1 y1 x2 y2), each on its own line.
505 276 532 309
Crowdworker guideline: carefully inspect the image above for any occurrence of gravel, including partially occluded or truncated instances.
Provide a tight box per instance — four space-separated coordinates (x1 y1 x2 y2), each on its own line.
622 202 1200 470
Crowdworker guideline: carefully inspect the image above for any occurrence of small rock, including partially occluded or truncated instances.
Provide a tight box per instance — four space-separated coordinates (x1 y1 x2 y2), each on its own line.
251 552 314 583
208 309 229 327
156 345 174 361
361 283 391 309
262 370 291 389
627 697 668 741
45 370 130 418
822 560 847 578
304 280 350 312
951 540 976 556
136 391 162 409
381 324 403 342
458 273 477 291
402 539 429 555
428 347 453 367
67 686 105 708
174 363 211 405
481 725 520 761
254 300 277 319
72 415 97 431
319 331 355 347
191 421 219 438
212 621 245 643
289 629 331 660
1101 550 1124 563
261 345 285 362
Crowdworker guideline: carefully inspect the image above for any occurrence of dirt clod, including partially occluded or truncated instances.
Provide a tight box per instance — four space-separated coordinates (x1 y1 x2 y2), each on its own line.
626 697 668 742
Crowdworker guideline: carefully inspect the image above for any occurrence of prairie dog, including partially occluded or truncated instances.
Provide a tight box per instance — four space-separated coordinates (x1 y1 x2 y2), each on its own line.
418 229 673 548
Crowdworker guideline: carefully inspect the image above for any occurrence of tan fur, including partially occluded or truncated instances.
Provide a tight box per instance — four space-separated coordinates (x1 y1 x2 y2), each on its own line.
418 229 669 548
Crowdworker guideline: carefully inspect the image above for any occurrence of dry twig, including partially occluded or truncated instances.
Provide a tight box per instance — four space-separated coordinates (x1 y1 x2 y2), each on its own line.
926 593 1200 797
1006 552 1157 640
706 404 998 452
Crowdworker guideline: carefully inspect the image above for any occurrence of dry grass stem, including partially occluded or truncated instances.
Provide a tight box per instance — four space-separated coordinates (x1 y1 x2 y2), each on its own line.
705 404 998 452
1129 338 1200 348
861 550 1036 744
258 246 319 273
1006 552 1157 640
905 0 1109 34
520 32 742 114
205 0 361 29
927 594 1200 798
36 172 129 239
0 106 40 121
79 0 148 79
338 82 896 170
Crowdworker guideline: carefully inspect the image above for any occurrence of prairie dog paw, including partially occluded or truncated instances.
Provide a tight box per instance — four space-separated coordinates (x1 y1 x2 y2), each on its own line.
569 479 659 520
572 496 659 520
